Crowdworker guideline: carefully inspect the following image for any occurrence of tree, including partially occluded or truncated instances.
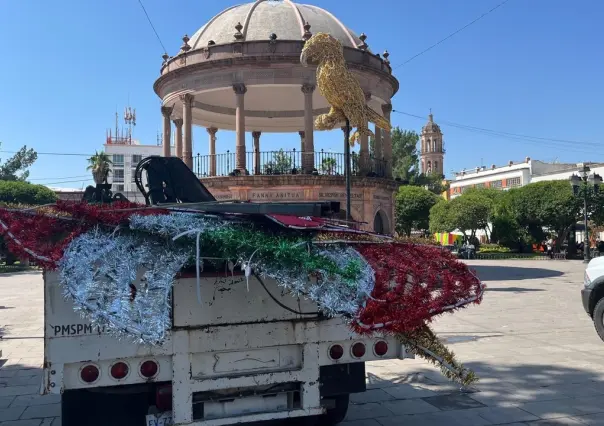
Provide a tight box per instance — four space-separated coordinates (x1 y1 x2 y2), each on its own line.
412 173 449 195
0 143 38 181
395 186 440 237
391 128 420 181
0 180 57 205
320 157 338 175
87 151 112 184
429 193 491 240
506 181 580 250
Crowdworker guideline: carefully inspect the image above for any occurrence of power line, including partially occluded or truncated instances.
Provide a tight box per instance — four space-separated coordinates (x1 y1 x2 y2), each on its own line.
0 150 90 157
42 179 93 186
136 0 168 54
29 175 91 181
392 0 512 70
393 110 601 148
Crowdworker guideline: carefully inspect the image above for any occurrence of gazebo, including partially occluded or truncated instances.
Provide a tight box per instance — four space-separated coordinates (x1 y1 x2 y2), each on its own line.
153 0 399 233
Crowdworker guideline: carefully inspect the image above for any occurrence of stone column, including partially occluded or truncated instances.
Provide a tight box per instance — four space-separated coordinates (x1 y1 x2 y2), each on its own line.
233 84 247 172
360 92 371 174
173 118 183 160
381 103 393 178
301 84 315 173
374 126 383 176
207 127 217 177
252 131 261 175
161 106 173 158
181 93 194 169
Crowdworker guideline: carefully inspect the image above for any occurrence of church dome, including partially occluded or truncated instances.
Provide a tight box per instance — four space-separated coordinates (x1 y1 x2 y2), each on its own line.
186 0 366 52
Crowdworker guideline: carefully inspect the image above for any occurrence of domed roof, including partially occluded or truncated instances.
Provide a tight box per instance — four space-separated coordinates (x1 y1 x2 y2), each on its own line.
186 0 366 51
422 113 442 134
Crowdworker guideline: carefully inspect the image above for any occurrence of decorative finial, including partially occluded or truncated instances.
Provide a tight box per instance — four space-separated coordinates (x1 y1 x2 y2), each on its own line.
383 50 390 64
181 34 191 52
234 22 244 40
269 33 277 41
429 109 433 122
302 21 312 41
358 33 368 50
208 40 216 46
161 53 169 65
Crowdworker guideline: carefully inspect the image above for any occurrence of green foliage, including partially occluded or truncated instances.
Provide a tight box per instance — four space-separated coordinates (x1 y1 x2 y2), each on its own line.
395 185 440 237
391 128 420 181
412 173 449 195
0 142 38 181
87 151 112 184
429 193 491 238
320 156 337 175
478 243 511 253
0 180 57 205
264 149 294 174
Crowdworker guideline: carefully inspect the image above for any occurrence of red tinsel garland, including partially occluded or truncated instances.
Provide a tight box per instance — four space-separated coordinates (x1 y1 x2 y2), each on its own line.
353 243 483 334
0 201 167 269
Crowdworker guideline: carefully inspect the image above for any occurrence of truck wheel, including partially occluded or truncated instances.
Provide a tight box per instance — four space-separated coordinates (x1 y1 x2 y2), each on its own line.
593 298 604 342
318 394 349 426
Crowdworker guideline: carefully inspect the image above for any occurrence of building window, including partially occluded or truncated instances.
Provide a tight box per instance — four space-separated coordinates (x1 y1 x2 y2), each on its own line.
113 154 124 166
132 154 142 165
475 183 485 188
113 169 124 183
491 180 503 188
506 177 521 187
460 186 468 193
131 172 137 183
114 184 124 192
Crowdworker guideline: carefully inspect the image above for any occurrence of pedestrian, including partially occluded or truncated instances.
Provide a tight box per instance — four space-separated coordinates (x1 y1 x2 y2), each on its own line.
546 237 554 259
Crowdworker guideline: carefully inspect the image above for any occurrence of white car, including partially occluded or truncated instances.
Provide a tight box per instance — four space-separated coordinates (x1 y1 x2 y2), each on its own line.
582 257 604 341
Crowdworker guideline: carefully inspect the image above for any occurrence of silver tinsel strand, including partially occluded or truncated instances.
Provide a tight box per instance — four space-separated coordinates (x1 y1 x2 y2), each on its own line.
58 214 376 345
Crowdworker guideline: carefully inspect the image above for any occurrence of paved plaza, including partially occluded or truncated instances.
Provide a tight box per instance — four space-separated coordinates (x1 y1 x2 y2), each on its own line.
1 260 603 425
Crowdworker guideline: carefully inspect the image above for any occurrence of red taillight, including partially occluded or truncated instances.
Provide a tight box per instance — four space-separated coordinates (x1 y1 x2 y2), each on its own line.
80 365 100 383
329 344 344 360
351 342 366 359
140 360 159 378
374 340 389 357
110 362 129 380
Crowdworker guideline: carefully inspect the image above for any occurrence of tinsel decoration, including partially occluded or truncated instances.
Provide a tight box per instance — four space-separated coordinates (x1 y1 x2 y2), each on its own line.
59 231 189 344
0 202 485 385
398 324 478 386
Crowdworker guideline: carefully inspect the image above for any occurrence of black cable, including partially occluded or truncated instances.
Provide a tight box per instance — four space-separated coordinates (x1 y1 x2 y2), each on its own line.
392 0 512 70
136 0 168 55
253 273 319 316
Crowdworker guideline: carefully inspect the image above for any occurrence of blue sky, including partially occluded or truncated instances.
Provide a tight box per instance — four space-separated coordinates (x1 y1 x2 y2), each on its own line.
0 0 602 188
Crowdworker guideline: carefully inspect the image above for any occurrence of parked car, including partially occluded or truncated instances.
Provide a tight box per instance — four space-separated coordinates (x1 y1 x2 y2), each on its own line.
581 257 604 342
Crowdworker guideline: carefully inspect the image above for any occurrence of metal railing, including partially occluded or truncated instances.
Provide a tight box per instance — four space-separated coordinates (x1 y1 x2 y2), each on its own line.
192 149 388 178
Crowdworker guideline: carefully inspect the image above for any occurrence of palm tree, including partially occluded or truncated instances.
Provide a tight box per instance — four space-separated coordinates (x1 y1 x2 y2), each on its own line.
321 157 338 175
87 151 112 184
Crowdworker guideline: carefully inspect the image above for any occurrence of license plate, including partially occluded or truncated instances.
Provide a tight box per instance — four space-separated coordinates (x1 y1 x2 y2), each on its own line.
145 412 172 426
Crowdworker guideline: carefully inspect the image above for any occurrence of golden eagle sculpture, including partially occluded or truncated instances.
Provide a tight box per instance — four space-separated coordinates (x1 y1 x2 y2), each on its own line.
300 32 392 145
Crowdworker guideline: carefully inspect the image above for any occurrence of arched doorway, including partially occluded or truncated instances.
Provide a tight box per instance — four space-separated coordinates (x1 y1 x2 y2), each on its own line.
373 209 391 235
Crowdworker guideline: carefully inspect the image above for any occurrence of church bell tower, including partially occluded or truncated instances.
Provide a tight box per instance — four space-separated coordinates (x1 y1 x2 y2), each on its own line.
420 112 444 177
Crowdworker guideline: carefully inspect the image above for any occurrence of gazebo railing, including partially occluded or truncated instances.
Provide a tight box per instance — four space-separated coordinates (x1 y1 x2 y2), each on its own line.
192 149 387 178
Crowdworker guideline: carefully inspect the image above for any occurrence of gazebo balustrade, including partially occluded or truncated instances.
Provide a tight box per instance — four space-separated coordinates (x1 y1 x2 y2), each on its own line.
192 149 387 179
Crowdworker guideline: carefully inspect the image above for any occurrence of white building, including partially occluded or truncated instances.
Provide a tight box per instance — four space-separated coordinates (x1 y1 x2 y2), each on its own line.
448 157 599 198
104 135 172 193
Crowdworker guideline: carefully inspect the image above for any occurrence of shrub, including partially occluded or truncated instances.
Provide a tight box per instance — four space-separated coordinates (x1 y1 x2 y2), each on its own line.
479 243 511 253
0 180 57 205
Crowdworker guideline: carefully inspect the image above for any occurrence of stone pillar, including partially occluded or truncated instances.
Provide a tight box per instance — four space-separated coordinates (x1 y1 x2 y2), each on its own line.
207 127 217 177
381 103 393 178
360 92 371 174
161 106 173 158
173 118 183 160
374 126 383 176
181 93 194 169
301 84 315 173
252 131 261 175
233 84 247 172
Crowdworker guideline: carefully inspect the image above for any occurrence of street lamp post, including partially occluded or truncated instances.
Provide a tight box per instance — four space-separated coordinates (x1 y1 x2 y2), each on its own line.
569 164 602 263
